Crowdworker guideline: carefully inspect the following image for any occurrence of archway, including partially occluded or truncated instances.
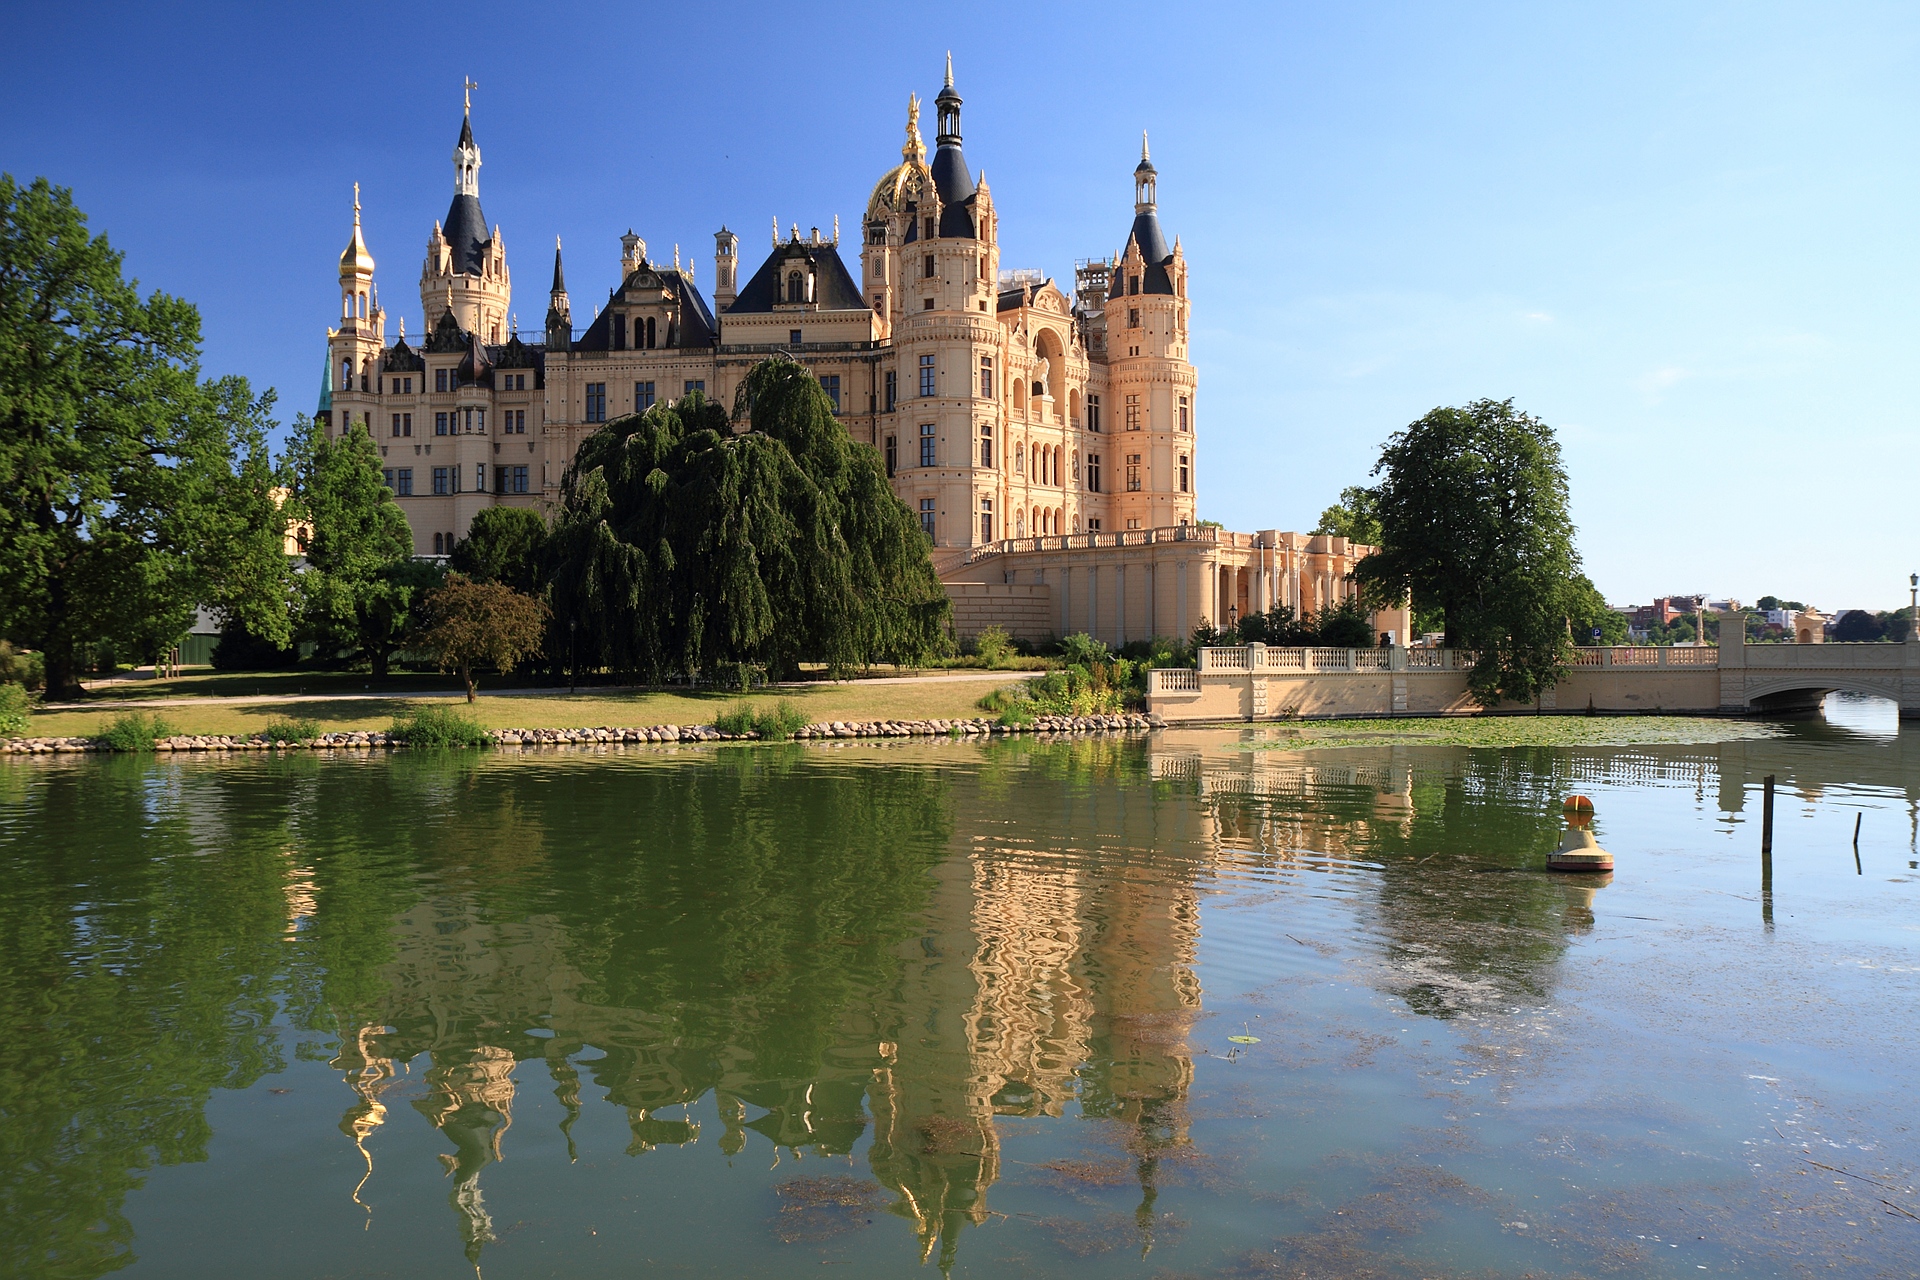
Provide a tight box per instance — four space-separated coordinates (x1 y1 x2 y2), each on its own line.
1034 327 1066 403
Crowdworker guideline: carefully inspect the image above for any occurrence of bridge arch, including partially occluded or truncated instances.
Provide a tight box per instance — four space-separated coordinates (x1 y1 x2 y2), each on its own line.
1743 674 1903 712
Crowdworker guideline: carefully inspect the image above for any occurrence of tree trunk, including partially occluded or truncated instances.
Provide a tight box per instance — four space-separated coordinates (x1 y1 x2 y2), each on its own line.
462 662 475 703
370 644 389 680
43 641 81 701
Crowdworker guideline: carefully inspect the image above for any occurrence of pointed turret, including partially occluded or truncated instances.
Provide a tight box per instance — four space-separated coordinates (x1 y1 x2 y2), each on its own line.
545 237 571 346
929 54 977 237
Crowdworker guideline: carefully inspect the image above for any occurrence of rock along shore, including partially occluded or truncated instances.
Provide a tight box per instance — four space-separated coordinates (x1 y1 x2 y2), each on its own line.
1 713 1162 755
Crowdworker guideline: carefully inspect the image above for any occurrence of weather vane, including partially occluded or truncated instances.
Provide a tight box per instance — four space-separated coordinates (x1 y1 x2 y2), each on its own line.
463 77 478 113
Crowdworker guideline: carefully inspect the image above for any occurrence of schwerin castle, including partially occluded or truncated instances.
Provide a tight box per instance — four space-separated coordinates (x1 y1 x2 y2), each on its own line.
320 64 1407 648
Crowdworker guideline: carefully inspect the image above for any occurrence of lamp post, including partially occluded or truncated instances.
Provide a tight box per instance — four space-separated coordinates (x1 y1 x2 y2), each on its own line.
569 618 577 694
1910 573 1917 640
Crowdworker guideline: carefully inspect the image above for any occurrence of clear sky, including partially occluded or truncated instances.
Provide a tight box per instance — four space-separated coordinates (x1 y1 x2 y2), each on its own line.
5 2 1916 610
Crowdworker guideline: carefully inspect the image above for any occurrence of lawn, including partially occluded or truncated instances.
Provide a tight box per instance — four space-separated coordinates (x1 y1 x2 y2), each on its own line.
25 674 1036 739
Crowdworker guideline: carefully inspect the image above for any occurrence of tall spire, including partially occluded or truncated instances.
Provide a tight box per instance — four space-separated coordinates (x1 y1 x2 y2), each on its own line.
1142 131 1150 164
339 182 374 277
453 81 481 197
944 50 953 88
550 236 565 293
935 54 963 144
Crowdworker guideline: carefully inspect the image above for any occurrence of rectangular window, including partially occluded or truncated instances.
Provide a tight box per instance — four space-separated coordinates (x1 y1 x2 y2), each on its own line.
474 463 485 493
613 314 627 350
512 465 529 494
436 368 449 392
885 435 897 478
923 297 934 310
979 356 993 399
1178 395 1189 431
790 329 803 346
494 466 507 495
390 378 398 394
919 498 936 540
1126 517 1141 530
1088 518 1101 531
435 411 448 436
391 413 401 437
635 380 655 411
919 354 936 397
1129 275 1140 295
1087 453 1101 493
884 370 897 412
585 383 606 422
1128 307 1140 329
1126 453 1142 492
919 422 936 468
397 468 413 496
1179 454 1189 493
978 422 992 468
1087 394 1101 432
476 408 485 433
979 498 993 544
432 466 449 495
381 468 394 490
403 413 413 437
1125 394 1141 431
819 374 841 412
923 254 935 279
684 380 705 395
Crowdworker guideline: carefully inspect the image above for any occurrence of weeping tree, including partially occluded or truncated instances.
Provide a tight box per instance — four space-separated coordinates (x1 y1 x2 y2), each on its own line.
547 356 950 681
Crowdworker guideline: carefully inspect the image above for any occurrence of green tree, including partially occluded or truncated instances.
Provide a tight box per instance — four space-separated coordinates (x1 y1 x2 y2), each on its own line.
1565 573 1628 645
0 176 293 696
414 575 548 701
450 506 547 596
294 414 428 677
1313 484 1383 545
548 357 950 681
1354 398 1581 706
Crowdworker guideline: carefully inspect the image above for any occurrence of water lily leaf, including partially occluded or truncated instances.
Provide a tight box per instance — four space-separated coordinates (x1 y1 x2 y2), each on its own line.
1227 1034 1260 1044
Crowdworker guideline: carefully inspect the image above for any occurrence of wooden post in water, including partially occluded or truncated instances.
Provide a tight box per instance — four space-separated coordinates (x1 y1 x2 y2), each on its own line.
1760 774 1775 929
1761 775 1775 855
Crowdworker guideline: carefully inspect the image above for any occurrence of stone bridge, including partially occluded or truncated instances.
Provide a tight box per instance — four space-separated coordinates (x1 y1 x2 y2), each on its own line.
1147 627 1920 721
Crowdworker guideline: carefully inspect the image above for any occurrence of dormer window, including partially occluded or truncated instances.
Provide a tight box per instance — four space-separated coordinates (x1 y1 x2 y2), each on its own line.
925 216 935 239
1129 276 1140 295
786 272 804 304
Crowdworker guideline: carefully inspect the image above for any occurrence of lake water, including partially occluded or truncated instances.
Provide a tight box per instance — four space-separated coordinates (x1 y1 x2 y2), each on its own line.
3 696 1917 1278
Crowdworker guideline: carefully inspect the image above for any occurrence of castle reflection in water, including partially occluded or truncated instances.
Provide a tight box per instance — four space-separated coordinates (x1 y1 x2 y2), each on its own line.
308 728 1758 1269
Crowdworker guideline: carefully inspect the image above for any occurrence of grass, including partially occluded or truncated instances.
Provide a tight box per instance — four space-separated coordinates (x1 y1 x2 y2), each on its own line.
25 678 1017 741
98 712 179 752
389 705 491 748
1240 715 1783 752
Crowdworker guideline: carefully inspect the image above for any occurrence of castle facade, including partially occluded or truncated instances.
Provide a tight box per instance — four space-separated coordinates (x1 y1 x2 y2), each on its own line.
320 66 1402 646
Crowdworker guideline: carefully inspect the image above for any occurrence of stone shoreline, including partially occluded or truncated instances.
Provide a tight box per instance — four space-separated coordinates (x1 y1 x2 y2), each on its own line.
1 713 1161 755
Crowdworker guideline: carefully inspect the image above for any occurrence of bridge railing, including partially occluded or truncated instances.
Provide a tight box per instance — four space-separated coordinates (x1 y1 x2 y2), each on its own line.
1190 644 1730 675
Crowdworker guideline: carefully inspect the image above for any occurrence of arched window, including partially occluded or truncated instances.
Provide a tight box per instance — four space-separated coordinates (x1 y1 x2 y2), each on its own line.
786 272 803 303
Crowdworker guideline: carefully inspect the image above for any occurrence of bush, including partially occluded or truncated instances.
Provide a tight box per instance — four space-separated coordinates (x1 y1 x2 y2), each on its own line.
1058 632 1109 668
0 641 45 691
0 683 32 736
262 717 321 743
714 700 809 740
971 625 1014 669
390 704 491 748
99 711 177 752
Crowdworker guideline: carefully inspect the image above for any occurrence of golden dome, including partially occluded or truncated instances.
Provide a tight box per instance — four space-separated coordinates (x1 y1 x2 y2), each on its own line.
865 95 931 224
339 183 375 277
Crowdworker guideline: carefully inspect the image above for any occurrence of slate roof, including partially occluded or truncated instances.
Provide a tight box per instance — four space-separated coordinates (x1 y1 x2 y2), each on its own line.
442 192 491 276
727 241 866 313
569 266 718 351
1125 210 1175 295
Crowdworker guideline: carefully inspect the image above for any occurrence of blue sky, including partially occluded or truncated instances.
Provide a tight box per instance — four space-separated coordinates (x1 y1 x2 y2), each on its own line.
5 2 1916 609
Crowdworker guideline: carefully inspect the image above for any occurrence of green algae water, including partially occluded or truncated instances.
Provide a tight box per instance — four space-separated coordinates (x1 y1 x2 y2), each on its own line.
3 696 1917 1278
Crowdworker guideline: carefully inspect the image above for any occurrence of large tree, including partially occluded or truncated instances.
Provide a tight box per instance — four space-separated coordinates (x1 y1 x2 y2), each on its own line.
0 176 294 696
414 575 548 701
1354 398 1581 706
450 506 547 596
1312 484 1383 546
292 414 431 678
547 356 950 681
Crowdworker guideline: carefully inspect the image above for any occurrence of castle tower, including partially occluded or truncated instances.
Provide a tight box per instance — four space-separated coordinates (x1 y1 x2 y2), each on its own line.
327 183 384 434
420 85 511 342
1104 134 1195 531
712 226 739 310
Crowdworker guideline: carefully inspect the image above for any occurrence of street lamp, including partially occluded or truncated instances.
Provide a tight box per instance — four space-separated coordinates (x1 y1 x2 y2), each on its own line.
569 617 577 694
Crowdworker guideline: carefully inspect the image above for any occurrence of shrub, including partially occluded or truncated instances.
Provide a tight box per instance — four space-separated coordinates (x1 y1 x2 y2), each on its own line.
0 683 32 736
713 704 757 735
262 717 321 743
0 641 45 691
714 700 809 740
972 625 1013 669
99 711 177 752
1058 632 1109 668
390 704 491 748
